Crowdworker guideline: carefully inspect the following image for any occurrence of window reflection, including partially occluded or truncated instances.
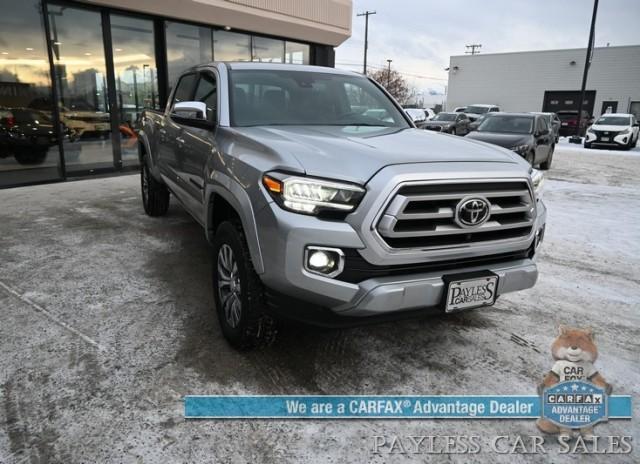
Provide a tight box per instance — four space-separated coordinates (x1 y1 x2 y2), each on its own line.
252 37 284 63
111 15 159 165
285 41 310 65
214 31 251 62
166 22 212 88
0 0 61 186
47 4 113 172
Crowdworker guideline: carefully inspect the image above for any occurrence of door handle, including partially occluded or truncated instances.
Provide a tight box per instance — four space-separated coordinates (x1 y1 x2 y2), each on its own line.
176 137 185 144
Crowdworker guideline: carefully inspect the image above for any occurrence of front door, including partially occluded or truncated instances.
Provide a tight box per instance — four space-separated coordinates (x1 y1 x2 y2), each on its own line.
176 71 219 220
534 117 552 164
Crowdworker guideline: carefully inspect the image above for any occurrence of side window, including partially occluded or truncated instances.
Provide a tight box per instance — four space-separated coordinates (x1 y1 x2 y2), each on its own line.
490 107 499 112
172 73 197 107
537 117 548 133
194 73 218 123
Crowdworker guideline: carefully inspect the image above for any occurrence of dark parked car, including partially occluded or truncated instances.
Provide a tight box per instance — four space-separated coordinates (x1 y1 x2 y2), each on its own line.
465 113 554 169
0 108 58 164
422 112 470 135
557 110 590 136
468 113 489 132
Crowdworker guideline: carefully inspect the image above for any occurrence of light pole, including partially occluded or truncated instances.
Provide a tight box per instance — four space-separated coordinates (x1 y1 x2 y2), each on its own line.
386 59 392 88
570 0 599 144
357 10 376 75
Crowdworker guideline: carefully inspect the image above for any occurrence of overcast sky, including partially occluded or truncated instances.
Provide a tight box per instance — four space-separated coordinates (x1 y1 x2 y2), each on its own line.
336 0 640 104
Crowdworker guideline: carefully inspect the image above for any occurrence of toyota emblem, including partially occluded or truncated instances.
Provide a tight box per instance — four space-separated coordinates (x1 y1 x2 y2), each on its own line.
455 196 491 228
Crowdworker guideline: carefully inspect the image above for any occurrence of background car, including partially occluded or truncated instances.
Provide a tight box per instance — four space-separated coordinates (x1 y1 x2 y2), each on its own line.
584 113 639 149
1 108 58 164
464 104 501 122
404 108 429 128
557 110 590 136
422 111 470 135
530 112 560 142
423 108 436 120
453 106 467 113
465 112 554 169
468 113 489 131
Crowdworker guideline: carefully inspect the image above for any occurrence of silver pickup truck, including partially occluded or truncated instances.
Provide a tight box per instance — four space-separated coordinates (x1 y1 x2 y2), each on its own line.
139 62 546 349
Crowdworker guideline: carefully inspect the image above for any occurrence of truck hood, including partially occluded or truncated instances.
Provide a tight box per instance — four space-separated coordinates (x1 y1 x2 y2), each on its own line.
591 124 630 132
234 126 524 185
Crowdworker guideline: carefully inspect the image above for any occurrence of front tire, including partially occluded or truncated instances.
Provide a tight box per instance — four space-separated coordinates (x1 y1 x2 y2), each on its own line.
141 159 170 216
212 220 277 350
584 141 592 149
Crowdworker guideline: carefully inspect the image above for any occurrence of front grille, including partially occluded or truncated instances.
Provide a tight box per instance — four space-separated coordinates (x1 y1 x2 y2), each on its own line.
377 180 535 249
593 130 620 137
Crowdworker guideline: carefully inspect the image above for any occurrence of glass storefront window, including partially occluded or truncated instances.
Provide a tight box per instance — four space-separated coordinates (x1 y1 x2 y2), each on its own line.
166 22 212 89
111 15 159 165
285 41 310 65
47 4 114 173
252 37 284 63
0 0 61 187
213 30 251 62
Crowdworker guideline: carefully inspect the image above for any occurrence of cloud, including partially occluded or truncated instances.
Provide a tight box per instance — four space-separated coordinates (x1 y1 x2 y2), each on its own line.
336 0 640 104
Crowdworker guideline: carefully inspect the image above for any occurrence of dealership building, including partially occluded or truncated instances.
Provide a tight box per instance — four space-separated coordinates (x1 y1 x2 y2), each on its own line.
0 0 352 188
446 45 640 120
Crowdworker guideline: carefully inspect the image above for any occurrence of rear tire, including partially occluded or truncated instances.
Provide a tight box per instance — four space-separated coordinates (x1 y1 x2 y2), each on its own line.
141 158 170 216
212 220 277 350
451 127 457 136
584 141 592 149
14 150 47 165
540 145 554 170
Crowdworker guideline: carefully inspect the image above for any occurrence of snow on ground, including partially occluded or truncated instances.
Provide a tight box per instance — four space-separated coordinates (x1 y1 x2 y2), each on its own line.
0 143 638 463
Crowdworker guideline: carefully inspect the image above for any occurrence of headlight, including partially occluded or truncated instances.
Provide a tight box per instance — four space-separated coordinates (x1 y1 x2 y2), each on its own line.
531 169 544 199
262 173 365 215
511 144 531 155
587 127 594 133
619 128 630 134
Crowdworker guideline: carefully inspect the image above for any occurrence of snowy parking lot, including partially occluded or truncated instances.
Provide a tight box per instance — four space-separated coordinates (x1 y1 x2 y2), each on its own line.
1 141 639 463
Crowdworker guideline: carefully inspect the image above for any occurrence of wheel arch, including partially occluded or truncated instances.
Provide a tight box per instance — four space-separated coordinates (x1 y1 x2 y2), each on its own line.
206 183 265 275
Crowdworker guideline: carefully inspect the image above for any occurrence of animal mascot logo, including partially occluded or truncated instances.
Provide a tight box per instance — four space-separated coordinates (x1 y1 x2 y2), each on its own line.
536 326 612 439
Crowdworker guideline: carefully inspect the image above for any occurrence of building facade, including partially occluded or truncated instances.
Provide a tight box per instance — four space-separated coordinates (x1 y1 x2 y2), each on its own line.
446 45 640 120
0 0 352 188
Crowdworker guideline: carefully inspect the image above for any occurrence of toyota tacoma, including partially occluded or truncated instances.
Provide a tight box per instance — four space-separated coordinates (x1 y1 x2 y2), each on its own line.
138 62 546 349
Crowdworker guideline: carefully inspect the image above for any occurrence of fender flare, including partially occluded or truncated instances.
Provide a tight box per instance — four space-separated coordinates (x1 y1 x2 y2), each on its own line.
205 177 265 275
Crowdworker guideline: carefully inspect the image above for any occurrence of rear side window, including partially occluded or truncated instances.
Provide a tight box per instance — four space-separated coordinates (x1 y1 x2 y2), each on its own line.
172 74 198 106
194 73 218 123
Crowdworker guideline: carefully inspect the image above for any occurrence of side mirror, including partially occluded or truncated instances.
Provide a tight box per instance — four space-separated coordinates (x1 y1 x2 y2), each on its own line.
634 122 639 127
171 101 215 129
172 101 207 120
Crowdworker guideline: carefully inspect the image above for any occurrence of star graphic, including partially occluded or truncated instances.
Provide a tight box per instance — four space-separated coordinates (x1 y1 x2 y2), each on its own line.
563 386 568 391
589 388 594 393
571 384 580 392
582 386 587 391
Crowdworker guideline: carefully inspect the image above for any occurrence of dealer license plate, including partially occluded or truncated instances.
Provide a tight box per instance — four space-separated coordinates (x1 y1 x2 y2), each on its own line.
444 274 498 312
601 137 610 142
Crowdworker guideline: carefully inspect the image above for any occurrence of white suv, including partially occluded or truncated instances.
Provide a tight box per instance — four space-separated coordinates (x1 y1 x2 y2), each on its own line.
584 113 639 150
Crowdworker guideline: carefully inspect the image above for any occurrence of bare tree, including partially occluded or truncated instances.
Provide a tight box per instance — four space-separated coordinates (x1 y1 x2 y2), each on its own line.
368 68 412 105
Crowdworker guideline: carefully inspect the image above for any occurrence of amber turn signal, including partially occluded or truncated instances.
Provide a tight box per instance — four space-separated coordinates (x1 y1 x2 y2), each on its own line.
262 175 282 194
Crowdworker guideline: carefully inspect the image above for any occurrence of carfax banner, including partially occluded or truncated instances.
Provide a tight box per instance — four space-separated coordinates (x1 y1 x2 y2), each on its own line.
184 393 632 420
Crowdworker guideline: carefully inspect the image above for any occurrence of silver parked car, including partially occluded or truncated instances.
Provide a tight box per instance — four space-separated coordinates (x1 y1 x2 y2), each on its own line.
139 63 546 349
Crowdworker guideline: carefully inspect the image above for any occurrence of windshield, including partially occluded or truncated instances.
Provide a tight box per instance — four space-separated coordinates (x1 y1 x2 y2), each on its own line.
466 105 491 114
230 69 410 128
433 113 456 121
478 115 533 134
595 116 630 126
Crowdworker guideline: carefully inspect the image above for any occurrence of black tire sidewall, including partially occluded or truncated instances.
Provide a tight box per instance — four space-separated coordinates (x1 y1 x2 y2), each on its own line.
212 221 253 345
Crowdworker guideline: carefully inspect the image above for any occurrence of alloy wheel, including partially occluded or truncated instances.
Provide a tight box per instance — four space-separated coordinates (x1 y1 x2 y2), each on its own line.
217 244 242 328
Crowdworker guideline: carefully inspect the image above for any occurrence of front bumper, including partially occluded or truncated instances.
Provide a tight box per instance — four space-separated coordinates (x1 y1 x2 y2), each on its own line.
254 169 547 322
585 131 630 147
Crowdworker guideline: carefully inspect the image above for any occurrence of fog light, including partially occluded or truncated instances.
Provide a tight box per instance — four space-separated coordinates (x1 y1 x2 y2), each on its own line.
304 246 344 278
